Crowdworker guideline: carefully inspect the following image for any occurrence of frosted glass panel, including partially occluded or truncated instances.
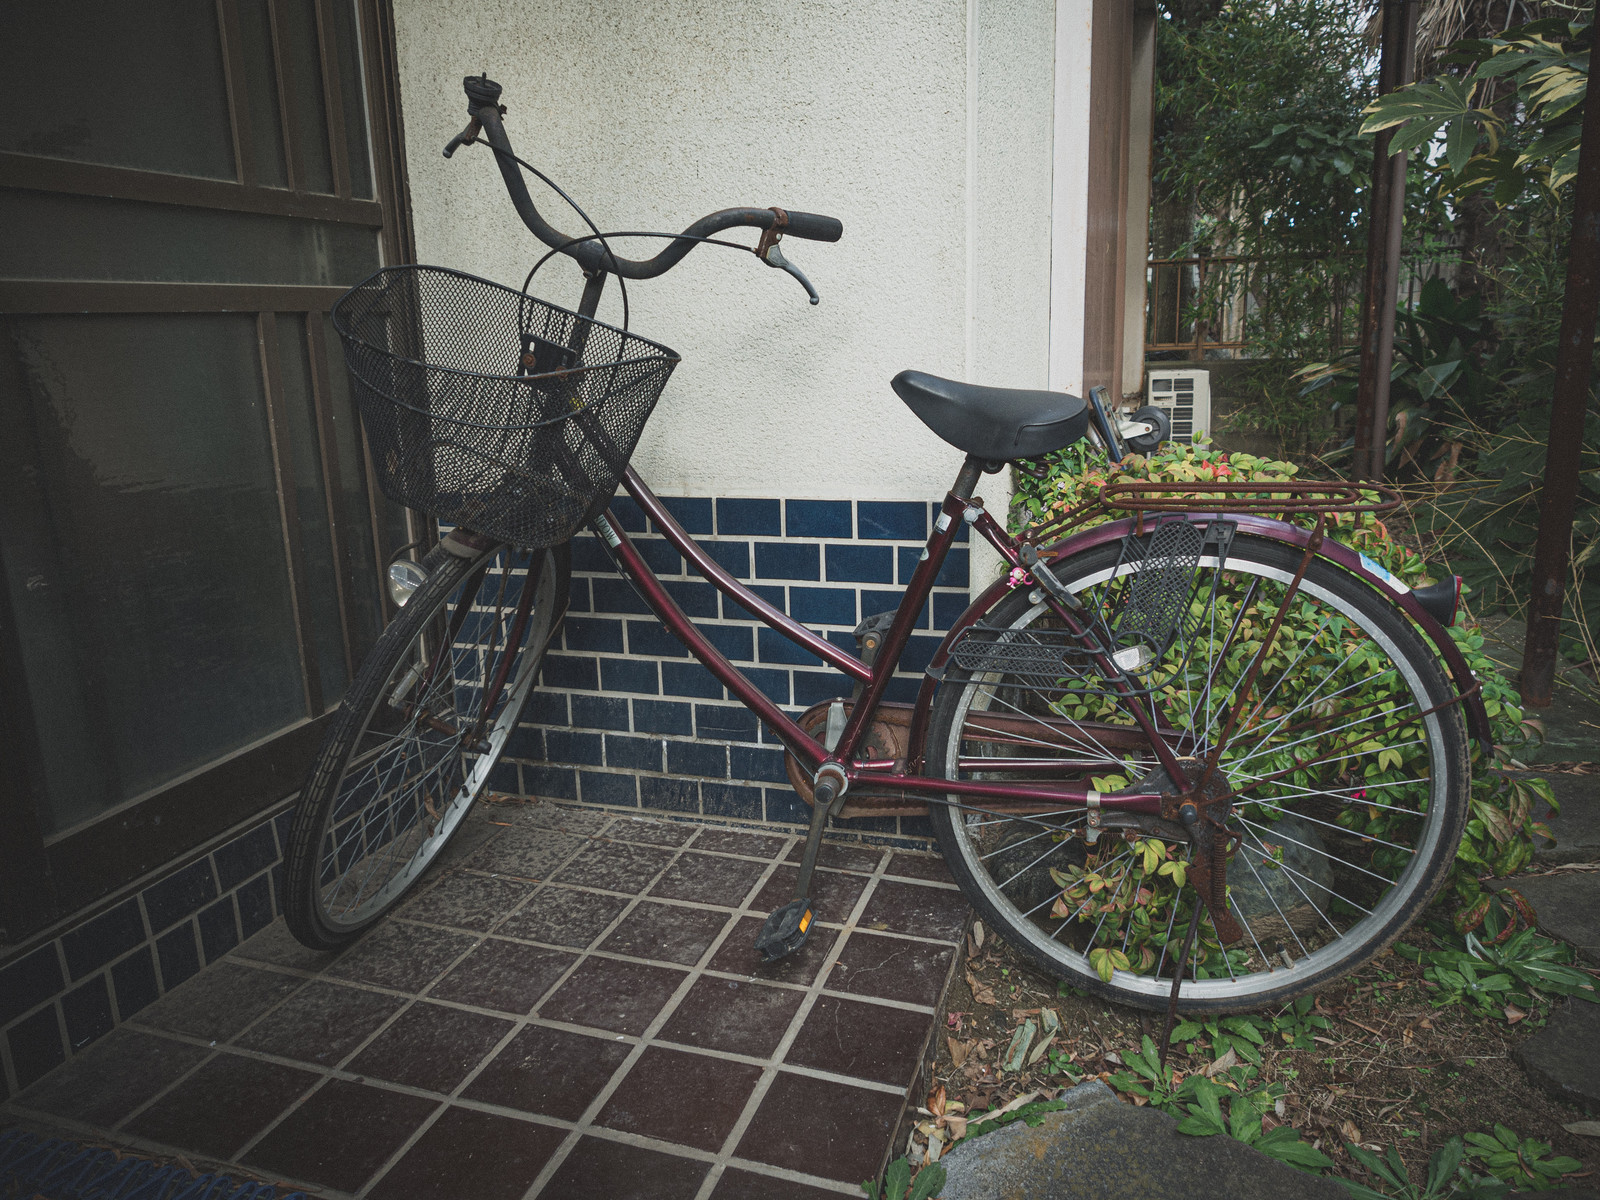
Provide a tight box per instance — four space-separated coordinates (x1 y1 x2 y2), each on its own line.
0 315 305 835
0 0 234 180
0 190 380 286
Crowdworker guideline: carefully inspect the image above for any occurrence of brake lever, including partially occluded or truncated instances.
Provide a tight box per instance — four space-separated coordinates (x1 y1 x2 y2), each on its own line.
762 243 820 305
443 117 482 159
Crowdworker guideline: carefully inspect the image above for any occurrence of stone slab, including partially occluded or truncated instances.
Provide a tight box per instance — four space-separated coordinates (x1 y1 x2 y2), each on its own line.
1501 872 1600 964
1522 772 1600 865
1514 998 1600 1114
937 1080 1344 1200
1476 616 1600 766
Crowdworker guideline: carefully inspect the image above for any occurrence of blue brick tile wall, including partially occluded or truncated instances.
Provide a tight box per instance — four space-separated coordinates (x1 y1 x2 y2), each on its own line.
0 806 292 1095
501 496 971 840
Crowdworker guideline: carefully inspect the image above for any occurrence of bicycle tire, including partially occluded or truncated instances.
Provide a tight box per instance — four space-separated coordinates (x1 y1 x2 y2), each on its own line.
927 533 1469 1013
284 538 570 949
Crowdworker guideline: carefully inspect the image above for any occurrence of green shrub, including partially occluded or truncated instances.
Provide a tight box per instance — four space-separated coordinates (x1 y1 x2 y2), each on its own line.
1010 440 1546 928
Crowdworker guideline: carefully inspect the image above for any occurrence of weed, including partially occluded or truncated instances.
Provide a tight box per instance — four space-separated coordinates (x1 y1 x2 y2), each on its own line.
1462 1125 1583 1191
861 1157 944 1200
1175 1076 1335 1174
1397 928 1599 1017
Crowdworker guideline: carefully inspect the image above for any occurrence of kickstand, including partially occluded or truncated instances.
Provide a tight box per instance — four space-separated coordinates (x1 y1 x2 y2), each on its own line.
753 781 830 962
1159 899 1205 1072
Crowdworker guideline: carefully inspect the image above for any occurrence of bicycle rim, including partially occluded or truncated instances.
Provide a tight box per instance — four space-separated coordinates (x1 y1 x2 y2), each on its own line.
290 542 563 943
928 534 1468 1012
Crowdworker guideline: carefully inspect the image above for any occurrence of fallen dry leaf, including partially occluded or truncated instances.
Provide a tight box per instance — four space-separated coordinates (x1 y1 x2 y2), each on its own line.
1341 1120 1362 1144
944 1115 969 1141
1564 1121 1600 1138
949 1037 972 1069
1504 1004 1527 1024
1203 1047 1239 1077
928 1084 947 1117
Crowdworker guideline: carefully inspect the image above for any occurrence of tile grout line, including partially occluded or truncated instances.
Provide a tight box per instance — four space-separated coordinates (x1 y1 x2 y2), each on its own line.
350 813 713 1200
689 844 895 1200
515 827 801 1200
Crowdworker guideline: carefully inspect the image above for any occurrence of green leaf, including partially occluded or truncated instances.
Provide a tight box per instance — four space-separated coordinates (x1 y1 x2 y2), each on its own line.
880 1157 910 1200
908 1163 947 1200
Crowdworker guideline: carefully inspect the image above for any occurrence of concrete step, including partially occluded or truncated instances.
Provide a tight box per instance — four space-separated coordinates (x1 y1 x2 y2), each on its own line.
1497 871 1600 964
937 1080 1344 1200
1503 772 1600 865
1514 998 1600 1115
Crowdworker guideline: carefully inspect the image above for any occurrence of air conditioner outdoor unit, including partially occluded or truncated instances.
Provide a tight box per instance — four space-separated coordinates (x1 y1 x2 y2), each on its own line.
1145 370 1211 444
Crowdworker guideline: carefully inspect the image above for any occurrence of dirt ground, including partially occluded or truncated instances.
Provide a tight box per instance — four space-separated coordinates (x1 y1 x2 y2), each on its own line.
925 921 1599 1192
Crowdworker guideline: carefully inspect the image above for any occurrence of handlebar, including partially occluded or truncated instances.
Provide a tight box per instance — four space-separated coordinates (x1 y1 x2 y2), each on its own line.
446 75 842 285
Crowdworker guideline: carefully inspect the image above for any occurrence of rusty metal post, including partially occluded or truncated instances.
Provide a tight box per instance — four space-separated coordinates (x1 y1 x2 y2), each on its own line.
1352 0 1413 479
1521 38 1600 706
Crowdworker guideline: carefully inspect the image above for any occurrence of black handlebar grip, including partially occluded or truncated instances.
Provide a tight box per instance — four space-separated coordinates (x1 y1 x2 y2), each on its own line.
781 210 843 242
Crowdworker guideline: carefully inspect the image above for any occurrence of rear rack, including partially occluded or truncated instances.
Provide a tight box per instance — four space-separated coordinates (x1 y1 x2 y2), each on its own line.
1022 479 1401 546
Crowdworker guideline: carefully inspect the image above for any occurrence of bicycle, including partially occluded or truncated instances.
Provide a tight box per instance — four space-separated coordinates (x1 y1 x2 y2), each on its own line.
284 74 1492 1018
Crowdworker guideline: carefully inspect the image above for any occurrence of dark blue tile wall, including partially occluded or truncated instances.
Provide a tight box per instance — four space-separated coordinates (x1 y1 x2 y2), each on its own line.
1 800 294 1097
508 495 970 840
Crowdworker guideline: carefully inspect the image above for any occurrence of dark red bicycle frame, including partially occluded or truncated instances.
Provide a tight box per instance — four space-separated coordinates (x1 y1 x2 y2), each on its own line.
596 465 1171 818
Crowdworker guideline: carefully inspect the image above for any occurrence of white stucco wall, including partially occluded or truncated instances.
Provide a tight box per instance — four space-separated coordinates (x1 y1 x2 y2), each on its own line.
394 0 1079 524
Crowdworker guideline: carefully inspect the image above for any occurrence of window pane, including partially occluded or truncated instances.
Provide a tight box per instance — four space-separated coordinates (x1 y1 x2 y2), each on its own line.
331 0 375 199
0 315 305 836
0 190 380 285
277 316 350 704
323 313 390 661
0 1 234 180
237 0 290 189
278 0 335 194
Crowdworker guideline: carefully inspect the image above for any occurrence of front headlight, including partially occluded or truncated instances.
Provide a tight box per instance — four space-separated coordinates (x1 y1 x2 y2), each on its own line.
387 559 428 607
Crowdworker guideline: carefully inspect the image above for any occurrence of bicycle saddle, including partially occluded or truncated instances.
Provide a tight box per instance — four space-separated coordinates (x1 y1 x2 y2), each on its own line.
891 370 1089 463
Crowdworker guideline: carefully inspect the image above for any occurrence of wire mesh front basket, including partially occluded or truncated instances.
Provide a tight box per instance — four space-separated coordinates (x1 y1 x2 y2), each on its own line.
333 265 680 548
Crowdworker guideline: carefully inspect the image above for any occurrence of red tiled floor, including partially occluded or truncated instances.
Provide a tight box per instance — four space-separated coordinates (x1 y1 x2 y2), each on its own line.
649 852 769 905
15 1029 209 1128
231 979 404 1066
783 994 934 1087
710 1165 855 1199
855 878 969 942
428 938 576 1013
346 1001 514 1092
734 1071 904 1183
497 885 630 948
242 1078 439 1193
828 932 957 1007
5 809 958 1200
657 977 805 1058
366 1106 566 1200
540 1136 709 1200
463 1023 632 1120
708 916 838 986
125 1053 318 1160
594 1045 763 1151
600 901 735 965
538 956 687 1035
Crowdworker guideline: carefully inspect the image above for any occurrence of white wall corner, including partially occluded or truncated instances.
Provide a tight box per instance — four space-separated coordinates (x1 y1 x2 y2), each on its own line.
1048 0 1094 399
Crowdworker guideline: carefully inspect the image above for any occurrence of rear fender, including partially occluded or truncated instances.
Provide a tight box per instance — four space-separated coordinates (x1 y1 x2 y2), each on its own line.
909 513 1493 763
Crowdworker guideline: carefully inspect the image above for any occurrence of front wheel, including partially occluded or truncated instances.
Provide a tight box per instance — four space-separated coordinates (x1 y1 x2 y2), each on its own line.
284 539 569 949
926 533 1469 1013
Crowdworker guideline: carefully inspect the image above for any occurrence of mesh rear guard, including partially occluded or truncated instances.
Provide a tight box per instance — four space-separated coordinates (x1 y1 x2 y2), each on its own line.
1111 519 1204 656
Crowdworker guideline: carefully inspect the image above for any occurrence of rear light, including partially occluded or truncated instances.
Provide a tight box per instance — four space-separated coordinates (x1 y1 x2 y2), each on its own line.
1410 576 1461 627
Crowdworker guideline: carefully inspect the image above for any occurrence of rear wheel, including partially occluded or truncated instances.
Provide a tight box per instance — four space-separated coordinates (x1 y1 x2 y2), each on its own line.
927 533 1468 1012
285 539 569 949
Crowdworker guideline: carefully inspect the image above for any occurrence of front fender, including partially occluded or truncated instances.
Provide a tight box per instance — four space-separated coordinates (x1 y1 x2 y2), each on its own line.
910 513 1493 760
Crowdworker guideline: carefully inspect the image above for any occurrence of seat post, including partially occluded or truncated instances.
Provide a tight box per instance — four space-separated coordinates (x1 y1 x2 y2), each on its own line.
951 454 991 501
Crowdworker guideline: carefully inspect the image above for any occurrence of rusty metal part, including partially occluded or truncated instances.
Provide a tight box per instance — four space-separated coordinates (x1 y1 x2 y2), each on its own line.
754 206 789 259
1020 480 1399 549
785 700 921 816
1100 479 1401 515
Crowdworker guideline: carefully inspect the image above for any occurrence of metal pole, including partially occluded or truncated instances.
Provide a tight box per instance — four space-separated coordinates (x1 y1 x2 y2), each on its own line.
1352 0 1410 479
1521 22 1600 706
1368 0 1419 483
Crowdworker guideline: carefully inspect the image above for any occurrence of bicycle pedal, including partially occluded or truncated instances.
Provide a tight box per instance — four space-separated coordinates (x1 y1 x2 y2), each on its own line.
754 899 814 962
